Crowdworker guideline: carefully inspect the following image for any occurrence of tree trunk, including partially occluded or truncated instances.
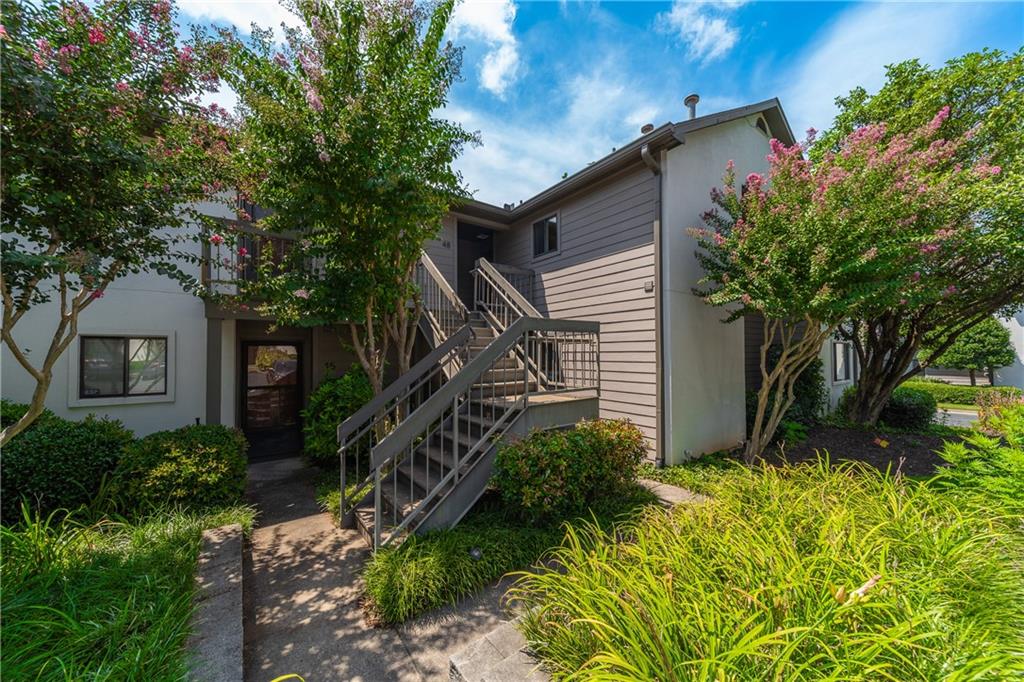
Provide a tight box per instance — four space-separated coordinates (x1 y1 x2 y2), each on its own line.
988 367 995 386
969 369 977 386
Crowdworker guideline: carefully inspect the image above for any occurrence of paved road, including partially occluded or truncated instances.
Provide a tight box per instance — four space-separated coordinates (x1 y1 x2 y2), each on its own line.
243 457 513 682
936 408 978 428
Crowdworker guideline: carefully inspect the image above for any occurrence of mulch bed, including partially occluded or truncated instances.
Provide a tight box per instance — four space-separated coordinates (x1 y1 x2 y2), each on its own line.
764 426 958 478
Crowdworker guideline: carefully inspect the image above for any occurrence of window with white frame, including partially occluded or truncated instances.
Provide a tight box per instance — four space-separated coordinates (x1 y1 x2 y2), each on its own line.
532 215 558 258
79 336 168 398
832 340 853 382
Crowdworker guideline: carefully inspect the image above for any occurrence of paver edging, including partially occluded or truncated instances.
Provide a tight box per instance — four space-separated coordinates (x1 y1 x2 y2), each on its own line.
187 523 244 682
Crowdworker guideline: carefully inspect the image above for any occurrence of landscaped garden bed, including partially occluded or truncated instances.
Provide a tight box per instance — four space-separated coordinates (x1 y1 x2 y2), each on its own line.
362 418 657 625
511 403 1024 679
0 400 255 679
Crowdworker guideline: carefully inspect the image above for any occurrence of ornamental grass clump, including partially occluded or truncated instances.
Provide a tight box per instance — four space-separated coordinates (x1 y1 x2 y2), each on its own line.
509 461 1024 680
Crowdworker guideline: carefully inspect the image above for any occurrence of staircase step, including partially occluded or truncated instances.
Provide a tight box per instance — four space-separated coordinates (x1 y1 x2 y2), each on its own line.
470 380 535 397
398 455 454 496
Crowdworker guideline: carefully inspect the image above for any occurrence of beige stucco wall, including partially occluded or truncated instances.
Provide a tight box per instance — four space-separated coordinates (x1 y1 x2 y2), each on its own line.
661 115 775 463
1 199 232 436
995 310 1024 389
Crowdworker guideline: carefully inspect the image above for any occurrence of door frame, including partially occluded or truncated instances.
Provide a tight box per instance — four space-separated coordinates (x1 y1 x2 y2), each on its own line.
239 340 305 434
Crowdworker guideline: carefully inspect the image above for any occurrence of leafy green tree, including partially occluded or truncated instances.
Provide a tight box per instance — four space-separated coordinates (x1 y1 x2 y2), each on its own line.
694 106 1000 461
0 0 230 445
921 316 1015 385
212 0 475 393
813 50 1024 423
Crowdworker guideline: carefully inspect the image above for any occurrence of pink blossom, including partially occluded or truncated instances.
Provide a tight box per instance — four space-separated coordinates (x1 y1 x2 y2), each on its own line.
274 52 289 68
725 159 735 172
0 25 7 39
178 45 194 66
88 26 106 44
804 127 817 145
107 105 124 117
209 233 225 246
238 246 249 257
741 293 753 305
745 172 764 187
115 81 130 92
911 271 921 282
151 0 171 20
318 150 331 162
313 132 326 146
974 163 1001 177
304 84 324 112
943 284 957 297
294 288 310 299
863 247 878 260
919 243 940 254
927 105 950 133
90 289 104 300
712 232 726 246
899 298 907 306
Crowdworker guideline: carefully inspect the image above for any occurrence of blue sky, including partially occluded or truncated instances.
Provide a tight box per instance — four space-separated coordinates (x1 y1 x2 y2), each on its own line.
179 0 1023 205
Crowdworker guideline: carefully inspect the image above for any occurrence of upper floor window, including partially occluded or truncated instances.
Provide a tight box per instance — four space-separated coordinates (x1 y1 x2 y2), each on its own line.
833 340 853 382
532 215 558 258
80 336 167 398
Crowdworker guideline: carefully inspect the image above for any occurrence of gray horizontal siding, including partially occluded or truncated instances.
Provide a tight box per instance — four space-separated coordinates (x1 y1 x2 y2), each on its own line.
424 214 457 289
494 164 659 455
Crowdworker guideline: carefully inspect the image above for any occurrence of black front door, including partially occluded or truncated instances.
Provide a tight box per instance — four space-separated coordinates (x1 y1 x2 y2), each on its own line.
457 223 495 307
242 343 302 460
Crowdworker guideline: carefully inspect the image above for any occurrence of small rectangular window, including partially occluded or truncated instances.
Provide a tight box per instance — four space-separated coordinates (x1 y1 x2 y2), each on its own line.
532 215 558 258
833 341 852 382
80 336 168 398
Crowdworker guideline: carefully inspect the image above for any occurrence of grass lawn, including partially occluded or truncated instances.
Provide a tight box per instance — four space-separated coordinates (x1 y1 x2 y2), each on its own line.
512 460 1024 679
938 402 979 411
1 505 256 681
362 484 658 625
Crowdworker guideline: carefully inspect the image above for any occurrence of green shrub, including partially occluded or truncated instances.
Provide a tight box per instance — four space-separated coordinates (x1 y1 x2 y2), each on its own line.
746 352 828 439
0 399 56 430
1 504 255 680
878 385 937 429
113 424 248 513
302 365 373 467
510 461 1024 680
493 419 646 523
902 380 1022 406
936 404 1024 512
1 411 133 524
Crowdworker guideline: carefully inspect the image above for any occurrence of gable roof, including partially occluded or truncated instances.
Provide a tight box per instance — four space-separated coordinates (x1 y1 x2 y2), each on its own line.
456 98 794 227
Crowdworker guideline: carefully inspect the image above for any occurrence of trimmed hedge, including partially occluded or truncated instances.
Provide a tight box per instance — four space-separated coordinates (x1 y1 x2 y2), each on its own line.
880 386 938 430
0 402 133 523
902 380 1021 406
113 424 248 513
493 418 646 523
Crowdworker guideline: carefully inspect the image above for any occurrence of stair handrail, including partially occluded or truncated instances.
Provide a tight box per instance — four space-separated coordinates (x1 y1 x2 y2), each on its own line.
473 257 542 324
338 325 473 523
366 316 599 547
416 251 468 346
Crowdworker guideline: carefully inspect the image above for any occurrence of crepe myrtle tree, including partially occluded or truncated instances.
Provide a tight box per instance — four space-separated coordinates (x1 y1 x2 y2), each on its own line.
210 0 475 394
693 108 1002 461
0 0 232 445
814 50 1024 424
920 316 1016 386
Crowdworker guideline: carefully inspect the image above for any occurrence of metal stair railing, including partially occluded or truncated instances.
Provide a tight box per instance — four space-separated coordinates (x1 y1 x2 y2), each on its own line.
366 316 600 548
472 257 542 330
416 251 469 347
338 325 473 526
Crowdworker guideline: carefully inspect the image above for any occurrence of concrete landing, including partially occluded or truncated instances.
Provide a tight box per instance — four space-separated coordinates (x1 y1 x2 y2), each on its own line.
639 478 707 506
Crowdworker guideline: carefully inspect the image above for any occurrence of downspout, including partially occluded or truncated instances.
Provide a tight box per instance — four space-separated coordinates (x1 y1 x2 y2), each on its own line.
642 143 667 468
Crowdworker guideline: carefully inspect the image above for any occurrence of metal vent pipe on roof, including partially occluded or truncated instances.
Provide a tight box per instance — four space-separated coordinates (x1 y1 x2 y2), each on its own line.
684 93 700 120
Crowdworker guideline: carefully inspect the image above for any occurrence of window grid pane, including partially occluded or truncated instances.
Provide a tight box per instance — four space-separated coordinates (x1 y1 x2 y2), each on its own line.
127 338 167 395
81 337 125 397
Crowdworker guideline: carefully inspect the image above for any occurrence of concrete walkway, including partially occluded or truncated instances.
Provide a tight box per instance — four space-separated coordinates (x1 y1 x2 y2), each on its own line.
244 457 513 682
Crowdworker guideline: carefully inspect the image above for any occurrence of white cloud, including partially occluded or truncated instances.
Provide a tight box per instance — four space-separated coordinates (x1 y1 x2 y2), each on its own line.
445 65 668 205
177 0 298 38
780 2 992 138
657 1 746 64
449 0 521 97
